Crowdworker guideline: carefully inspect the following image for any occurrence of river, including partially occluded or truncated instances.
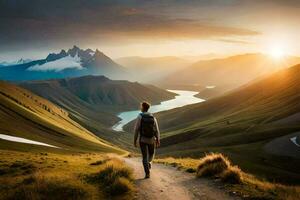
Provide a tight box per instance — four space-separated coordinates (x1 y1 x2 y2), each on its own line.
112 90 205 132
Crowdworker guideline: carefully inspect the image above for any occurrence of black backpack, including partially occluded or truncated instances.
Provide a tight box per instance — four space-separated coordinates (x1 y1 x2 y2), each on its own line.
140 113 155 138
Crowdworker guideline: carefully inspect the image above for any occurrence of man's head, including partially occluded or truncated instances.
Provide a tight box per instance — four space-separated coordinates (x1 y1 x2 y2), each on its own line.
141 101 150 112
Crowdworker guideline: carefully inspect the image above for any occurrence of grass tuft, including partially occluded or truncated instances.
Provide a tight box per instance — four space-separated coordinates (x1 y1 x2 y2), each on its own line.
109 177 134 195
221 166 242 184
86 158 134 196
196 153 230 177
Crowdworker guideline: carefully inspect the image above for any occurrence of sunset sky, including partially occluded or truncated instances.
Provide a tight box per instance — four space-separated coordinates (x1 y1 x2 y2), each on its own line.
1 0 300 61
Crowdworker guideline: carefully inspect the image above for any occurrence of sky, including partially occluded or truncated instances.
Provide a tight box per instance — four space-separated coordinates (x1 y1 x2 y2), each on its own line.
1 0 300 61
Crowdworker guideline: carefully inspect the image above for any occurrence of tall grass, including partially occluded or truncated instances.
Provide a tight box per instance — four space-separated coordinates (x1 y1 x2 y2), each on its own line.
196 153 242 184
86 158 134 196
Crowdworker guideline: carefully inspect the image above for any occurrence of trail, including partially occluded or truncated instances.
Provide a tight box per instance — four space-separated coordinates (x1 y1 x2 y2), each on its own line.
124 157 239 200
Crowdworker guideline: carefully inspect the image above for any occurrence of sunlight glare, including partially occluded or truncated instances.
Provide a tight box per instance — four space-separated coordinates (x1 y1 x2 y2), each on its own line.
269 45 286 60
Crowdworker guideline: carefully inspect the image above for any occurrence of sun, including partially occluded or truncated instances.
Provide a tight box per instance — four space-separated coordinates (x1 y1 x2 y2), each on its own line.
268 46 286 60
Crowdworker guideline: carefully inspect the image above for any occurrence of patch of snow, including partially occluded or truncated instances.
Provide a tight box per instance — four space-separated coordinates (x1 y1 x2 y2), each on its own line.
27 54 84 72
290 137 300 147
0 134 60 148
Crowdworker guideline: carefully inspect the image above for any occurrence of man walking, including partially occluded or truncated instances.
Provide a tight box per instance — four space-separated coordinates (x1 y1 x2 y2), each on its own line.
134 101 160 179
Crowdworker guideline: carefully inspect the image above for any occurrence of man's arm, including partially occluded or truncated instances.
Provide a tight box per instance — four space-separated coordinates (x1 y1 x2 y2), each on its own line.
154 117 160 147
133 115 141 147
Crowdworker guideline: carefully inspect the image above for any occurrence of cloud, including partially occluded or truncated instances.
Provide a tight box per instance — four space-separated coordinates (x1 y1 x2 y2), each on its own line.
27 54 84 72
0 0 260 52
215 39 253 44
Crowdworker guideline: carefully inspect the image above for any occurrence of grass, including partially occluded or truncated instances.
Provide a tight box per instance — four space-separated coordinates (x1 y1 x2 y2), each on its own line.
155 153 300 200
196 153 231 177
0 150 134 200
85 158 134 196
0 80 126 154
11 173 90 200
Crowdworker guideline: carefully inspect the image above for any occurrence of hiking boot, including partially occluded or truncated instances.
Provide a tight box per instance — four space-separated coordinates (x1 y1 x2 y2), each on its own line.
145 173 150 179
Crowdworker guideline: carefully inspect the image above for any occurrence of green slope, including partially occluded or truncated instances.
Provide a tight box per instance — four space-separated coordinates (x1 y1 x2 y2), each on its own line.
0 81 125 154
19 75 175 144
156 64 300 184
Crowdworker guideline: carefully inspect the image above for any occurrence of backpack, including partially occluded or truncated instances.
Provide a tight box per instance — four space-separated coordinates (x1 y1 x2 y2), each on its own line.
140 113 155 138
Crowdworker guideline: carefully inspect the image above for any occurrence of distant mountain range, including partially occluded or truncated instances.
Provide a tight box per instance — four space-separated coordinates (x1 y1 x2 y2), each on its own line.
0 58 32 67
116 56 190 82
158 53 300 93
0 46 127 81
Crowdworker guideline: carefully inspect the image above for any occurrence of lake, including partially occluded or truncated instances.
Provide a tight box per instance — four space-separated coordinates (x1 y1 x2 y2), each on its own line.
112 90 205 131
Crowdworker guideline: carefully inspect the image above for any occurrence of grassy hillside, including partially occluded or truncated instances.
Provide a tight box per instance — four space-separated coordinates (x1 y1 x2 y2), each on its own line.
156 64 300 184
159 53 300 92
0 81 124 154
19 75 175 145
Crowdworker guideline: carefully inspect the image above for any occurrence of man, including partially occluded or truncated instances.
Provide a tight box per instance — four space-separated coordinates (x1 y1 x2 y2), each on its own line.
134 101 160 179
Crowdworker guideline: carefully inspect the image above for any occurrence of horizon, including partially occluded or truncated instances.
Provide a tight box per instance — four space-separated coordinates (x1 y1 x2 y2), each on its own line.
1 45 299 63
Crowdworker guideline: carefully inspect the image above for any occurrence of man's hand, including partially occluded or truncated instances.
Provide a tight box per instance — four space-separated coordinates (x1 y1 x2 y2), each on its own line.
156 140 160 148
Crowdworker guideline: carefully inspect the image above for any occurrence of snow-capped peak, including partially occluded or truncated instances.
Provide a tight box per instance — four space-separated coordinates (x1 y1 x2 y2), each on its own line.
27 53 84 72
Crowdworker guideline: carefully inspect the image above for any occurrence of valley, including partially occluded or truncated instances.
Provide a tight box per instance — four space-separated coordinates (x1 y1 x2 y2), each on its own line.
1 48 300 200
113 90 204 131
2 1 300 199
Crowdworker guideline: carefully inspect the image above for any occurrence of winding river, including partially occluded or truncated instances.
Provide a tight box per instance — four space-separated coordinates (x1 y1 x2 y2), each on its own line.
112 90 205 132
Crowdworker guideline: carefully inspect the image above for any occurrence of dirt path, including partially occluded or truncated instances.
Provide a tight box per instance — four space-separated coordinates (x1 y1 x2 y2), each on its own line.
124 157 239 200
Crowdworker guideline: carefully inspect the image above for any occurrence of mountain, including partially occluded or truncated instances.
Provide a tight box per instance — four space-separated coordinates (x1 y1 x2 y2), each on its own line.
155 64 300 184
0 46 127 81
0 80 124 153
115 56 190 83
159 53 300 93
20 75 176 141
0 58 32 66
20 75 175 110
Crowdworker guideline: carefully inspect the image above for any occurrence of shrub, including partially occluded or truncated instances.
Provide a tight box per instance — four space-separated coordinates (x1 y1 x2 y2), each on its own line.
221 166 243 184
197 153 230 177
